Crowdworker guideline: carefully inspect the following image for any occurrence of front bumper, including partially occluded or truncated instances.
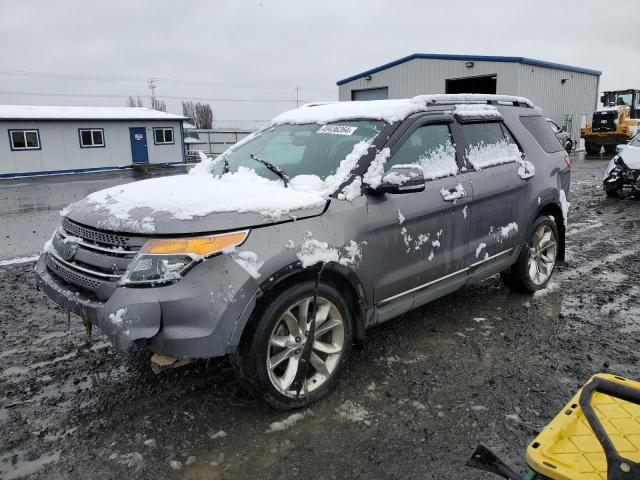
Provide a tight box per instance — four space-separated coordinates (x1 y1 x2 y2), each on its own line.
36 253 260 358
581 132 632 145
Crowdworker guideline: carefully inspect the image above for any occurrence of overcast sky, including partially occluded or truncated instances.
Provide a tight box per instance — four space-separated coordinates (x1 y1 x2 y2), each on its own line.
1 0 638 128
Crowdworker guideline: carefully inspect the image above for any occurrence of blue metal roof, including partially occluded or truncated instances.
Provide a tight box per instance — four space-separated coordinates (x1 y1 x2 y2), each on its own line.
336 53 602 85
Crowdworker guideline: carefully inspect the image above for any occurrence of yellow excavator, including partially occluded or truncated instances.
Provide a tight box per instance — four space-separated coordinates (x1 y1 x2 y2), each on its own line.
581 89 640 155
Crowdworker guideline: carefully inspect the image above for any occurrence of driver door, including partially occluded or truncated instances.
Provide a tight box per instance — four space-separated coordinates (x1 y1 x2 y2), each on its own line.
363 116 471 324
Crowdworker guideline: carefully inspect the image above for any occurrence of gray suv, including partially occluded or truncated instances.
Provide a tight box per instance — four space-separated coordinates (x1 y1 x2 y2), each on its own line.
36 95 571 409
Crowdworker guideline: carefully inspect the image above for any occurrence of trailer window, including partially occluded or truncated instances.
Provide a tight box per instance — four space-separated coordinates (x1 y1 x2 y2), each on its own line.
520 116 563 153
153 127 174 145
79 128 105 148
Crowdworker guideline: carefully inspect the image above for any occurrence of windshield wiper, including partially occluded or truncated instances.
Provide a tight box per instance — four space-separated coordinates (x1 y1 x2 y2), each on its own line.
249 153 290 188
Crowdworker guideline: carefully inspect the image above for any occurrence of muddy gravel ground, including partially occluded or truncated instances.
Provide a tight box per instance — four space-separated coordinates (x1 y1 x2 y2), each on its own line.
1 153 639 480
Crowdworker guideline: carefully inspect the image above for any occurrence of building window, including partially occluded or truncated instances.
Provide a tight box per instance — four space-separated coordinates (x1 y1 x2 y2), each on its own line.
79 128 105 148
9 129 41 151
153 127 174 145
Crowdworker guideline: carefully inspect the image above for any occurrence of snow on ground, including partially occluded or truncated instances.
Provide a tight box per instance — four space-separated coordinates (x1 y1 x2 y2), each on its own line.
533 282 560 298
231 251 264 279
0 255 39 267
336 400 370 423
266 411 310 433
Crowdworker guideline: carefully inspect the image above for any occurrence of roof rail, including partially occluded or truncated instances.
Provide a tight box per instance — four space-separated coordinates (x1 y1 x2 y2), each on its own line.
412 94 535 109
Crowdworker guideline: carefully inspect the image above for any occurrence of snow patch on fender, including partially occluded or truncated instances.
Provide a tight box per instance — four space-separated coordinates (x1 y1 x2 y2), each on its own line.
231 251 264 279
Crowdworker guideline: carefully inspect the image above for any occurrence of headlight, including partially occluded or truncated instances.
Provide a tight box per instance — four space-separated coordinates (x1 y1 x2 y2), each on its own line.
120 230 248 286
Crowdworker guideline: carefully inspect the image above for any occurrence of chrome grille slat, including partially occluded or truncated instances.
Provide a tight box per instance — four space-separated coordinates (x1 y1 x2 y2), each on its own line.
46 254 102 290
49 252 120 279
62 217 143 249
58 229 138 257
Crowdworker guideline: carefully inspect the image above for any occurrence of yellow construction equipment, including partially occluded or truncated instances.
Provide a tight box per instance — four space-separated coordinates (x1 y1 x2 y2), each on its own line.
581 90 640 155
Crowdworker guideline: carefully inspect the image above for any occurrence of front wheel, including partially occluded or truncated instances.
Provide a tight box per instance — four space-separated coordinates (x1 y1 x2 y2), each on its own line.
501 216 559 293
233 280 352 410
585 142 600 155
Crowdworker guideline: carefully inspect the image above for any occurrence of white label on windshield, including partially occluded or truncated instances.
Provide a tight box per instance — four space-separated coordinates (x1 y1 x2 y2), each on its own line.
317 125 358 135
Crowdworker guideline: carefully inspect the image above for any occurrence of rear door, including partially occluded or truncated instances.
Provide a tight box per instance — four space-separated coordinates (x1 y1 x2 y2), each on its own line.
456 120 530 266
365 116 471 312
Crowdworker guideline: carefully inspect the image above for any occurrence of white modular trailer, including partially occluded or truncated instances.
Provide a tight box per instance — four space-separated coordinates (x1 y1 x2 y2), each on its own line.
337 54 601 144
0 106 187 177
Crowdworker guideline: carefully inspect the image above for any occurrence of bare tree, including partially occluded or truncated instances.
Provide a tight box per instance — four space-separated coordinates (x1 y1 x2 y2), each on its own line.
126 96 144 107
151 97 166 112
182 100 213 128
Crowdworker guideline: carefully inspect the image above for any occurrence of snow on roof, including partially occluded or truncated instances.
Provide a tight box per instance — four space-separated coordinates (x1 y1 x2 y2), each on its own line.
0 105 187 121
271 99 426 125
270 95 535 126
183 121 198 129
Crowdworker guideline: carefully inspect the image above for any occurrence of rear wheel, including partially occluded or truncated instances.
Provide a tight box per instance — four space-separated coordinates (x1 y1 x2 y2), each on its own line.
233 280 352 410
501 216 558 293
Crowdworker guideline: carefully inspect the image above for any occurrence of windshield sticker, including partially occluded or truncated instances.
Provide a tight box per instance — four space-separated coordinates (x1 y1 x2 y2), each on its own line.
317 125 358 136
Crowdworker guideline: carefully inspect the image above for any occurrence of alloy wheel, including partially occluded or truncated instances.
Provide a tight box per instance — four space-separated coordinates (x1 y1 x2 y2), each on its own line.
527 224 558 286
266 296 345 397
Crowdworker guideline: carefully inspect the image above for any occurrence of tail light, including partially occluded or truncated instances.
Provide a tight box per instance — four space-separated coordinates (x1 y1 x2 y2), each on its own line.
564 153 571 168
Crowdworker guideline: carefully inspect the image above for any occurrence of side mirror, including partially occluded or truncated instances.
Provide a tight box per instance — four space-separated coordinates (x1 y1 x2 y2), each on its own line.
369 165 425 194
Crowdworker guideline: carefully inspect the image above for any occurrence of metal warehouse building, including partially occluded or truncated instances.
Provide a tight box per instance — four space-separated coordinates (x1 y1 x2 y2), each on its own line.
337 53 601 147
0 106 186 177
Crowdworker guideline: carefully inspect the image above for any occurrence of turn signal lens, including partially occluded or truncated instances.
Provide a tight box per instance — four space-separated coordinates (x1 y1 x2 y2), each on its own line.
141 231 248 256
564 154 571 168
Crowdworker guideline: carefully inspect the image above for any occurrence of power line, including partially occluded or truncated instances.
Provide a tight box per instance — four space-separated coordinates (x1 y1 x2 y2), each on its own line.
0 90 320 103
0 68 336 94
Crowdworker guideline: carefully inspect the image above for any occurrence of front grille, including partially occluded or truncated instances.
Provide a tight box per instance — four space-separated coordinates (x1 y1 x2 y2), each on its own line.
46 219 147 297
63 217 134 248
46 254 102 290
592 110 618 132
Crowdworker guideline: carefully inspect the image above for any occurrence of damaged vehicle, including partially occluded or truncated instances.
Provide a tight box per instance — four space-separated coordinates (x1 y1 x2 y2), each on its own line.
603 133 640 197
36 94 570 409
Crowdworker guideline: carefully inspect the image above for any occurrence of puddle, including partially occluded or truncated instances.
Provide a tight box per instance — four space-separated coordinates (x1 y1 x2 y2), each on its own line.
0 449 61 480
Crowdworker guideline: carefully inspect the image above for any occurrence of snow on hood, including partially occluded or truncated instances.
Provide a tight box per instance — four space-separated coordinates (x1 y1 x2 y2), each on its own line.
64 140 375 234
619 144 640 169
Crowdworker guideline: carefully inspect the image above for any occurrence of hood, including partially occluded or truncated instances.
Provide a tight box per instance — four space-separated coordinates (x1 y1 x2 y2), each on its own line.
64 169 329 235
619 145 640 170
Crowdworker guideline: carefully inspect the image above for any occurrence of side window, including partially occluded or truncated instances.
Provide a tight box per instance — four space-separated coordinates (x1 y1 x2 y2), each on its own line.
460 122 520 170
520 116 563 153
386 124 458 180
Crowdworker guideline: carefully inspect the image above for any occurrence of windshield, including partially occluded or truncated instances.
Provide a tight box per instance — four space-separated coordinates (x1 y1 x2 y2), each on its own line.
629 134 640 148
219 121 383 181
605 92 633 107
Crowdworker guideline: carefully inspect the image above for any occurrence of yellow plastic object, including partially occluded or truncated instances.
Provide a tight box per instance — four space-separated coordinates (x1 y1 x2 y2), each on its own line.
526 373 640 480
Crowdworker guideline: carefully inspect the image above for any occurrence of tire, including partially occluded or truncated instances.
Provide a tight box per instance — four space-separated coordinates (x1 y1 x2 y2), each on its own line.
232 280 352 410
564 140 573 153
604 145 617 155
604 180 622 197
585 142 600 155
501 216 559 293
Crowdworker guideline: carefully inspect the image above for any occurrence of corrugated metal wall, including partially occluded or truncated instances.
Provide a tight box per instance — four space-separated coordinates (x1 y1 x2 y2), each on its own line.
338 58 599 144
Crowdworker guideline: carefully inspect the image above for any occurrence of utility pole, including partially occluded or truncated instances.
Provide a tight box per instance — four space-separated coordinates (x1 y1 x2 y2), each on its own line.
148 77 159 107
295 85 301 108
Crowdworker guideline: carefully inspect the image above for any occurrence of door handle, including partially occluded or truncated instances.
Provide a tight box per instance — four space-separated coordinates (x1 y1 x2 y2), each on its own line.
440 183 466 202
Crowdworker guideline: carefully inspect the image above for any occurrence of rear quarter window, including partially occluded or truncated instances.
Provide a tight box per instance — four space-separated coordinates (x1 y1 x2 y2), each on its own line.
520 116 563 153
